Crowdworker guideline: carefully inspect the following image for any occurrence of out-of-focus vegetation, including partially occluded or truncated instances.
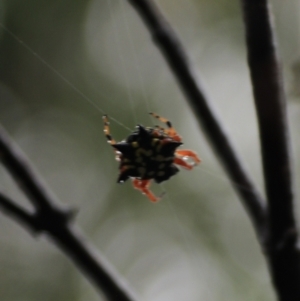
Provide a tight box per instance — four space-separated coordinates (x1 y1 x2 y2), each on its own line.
0 0 299 300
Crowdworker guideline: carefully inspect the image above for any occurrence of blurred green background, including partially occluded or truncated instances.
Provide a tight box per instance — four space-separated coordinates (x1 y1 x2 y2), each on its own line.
0 0 299 300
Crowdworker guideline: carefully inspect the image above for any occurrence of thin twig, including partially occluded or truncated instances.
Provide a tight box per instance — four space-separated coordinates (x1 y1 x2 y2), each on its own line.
240 1 300 300
0 125 138 301
127 0 267 241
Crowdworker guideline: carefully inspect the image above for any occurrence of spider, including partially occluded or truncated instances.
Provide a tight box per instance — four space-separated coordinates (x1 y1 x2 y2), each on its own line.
103 113 201 202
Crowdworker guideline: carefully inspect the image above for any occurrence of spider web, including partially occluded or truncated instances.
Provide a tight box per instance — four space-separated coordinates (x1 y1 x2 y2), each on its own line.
0 1 282 301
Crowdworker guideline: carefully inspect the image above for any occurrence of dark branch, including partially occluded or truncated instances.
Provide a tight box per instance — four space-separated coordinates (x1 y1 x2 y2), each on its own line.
240 1 300 300
0 192 38 232
0 125 138 301
47 225 140 301
0 126 59 212
127 0 267 241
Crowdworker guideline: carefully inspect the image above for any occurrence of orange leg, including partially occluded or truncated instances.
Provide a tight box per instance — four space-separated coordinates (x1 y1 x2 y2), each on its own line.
176 149 201 164
174 157 193 170
149 112 181 142
103 115 116 145
132 179 161 203
103 114 122 160
174 150 201 170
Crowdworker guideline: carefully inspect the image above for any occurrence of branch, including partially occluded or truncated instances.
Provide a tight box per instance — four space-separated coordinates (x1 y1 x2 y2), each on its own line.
0 192 38 232
126 0 267 241
240 1 300 300
0 126 59 212
0 125 139 301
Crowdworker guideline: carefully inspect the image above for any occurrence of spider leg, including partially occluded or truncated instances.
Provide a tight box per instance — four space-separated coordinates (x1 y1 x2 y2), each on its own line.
149 112 181 142
174 149 201 170
176 149 201 164
174 157 193 170
103 114 116 145
132 179 161 202
103 114 122 160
